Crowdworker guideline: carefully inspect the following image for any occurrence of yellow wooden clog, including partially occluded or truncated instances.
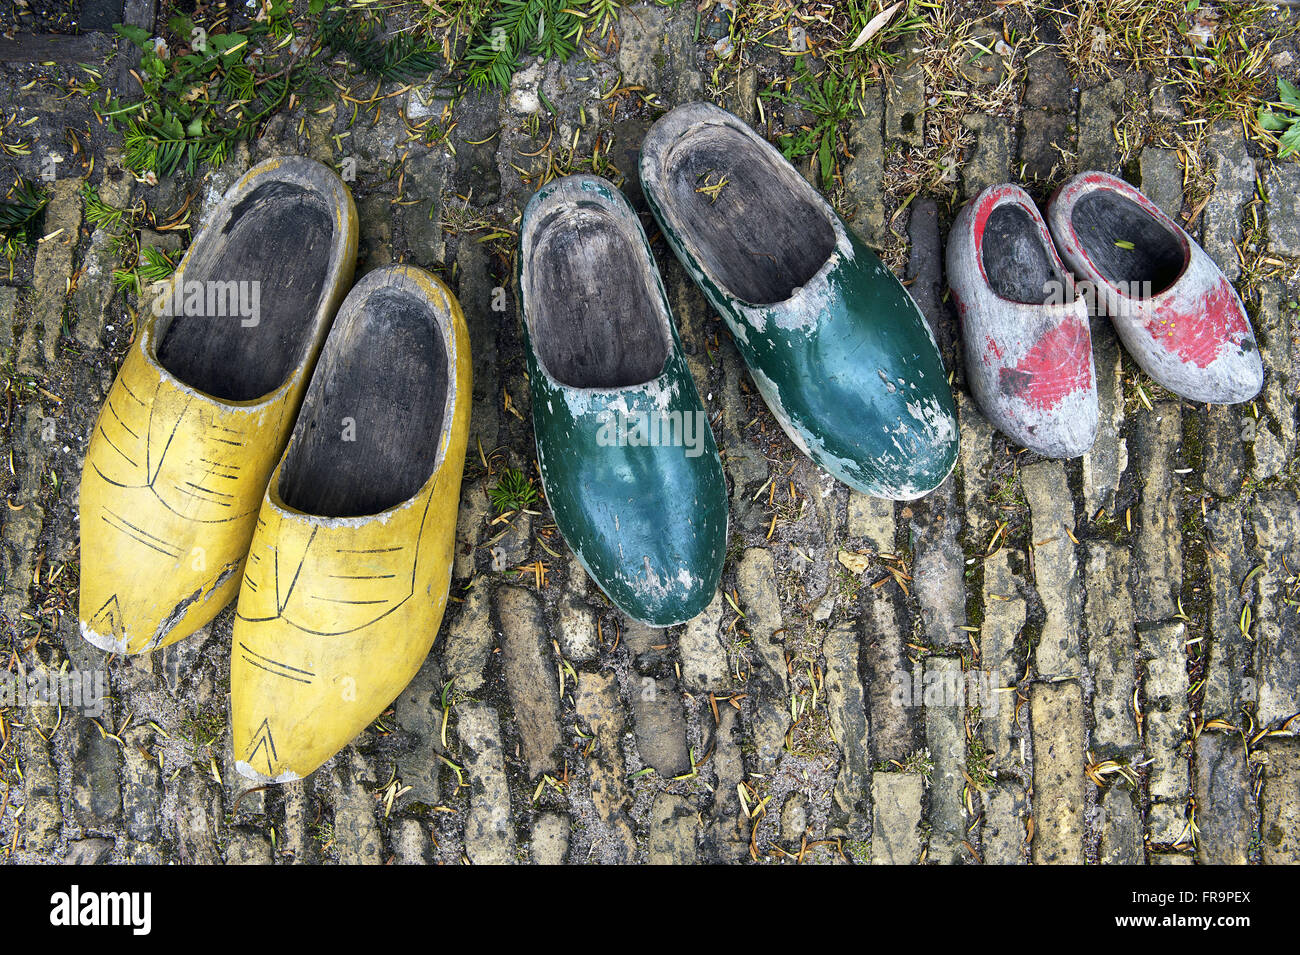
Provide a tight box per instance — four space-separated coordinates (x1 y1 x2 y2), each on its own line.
230 265 471 783
80 157 358 655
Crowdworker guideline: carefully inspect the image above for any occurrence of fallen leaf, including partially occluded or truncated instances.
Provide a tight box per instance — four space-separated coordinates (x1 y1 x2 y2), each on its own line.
846 2 902 53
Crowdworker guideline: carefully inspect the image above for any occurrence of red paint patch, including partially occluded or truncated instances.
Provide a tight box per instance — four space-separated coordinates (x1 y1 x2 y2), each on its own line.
985 335 1004 361
951 288 968 320
998 320 1093 411
1147 279 1250 369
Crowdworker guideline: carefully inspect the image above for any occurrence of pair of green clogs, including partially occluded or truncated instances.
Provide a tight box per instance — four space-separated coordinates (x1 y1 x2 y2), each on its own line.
517 103 958 629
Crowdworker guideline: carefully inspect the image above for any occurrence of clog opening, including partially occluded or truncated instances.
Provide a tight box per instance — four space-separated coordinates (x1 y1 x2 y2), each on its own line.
524 197 669 389
157 180 336 402
981 204 1065 305
278 282 449 518
1071 190 1185 296
660 122 834 305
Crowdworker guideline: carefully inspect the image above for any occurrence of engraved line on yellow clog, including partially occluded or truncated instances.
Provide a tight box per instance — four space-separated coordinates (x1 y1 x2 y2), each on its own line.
236 643 315 684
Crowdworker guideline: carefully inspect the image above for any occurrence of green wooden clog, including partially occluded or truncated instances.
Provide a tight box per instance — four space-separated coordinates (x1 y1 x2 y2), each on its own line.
640 102 958 499
517 174 727 626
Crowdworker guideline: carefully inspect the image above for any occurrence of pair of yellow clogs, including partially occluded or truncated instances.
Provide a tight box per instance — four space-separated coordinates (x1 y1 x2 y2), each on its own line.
78 157 471 783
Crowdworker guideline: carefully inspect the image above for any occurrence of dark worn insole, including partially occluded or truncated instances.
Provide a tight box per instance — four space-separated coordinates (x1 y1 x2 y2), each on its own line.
278 284 448 518
158 181 334 401
662 125 834 305
982 204 1062 305
526 200 667 389
1071 191 1185 296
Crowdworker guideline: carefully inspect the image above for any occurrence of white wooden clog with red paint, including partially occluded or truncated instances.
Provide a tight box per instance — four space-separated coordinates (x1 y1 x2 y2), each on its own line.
948 183 1099 458
1046 171 1263 405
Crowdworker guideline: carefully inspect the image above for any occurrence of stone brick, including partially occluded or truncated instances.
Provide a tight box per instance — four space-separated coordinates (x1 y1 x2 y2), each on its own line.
629 675 690 778
961 113 1013 199
1202 123 1255 280
925 657 968 864
1077 79 1124 173
678 589 729 692
961 26 1006 86
1019 110 1071 181
1265 163 1300 255
863 588 922 761
1203 404 1246 497
574 672 636 862
453 477 489 581
648 793 698 864
885 49 925 148
981 549 1025 771
442 584 492 693
1098 785 1144 864
497 585 562 779
555 596 599 664
1081 319 1128 515
615 2 701 101
847 491 895 551
780 792 808 845
735 548 790 773
18 705 62 852
530 812 570 865
18 177 82 374
1259 738 1300 864
958 391 994 544
330 752 384 865
457 703 517 865
1024 40 1073 109
72 153 132 349
1134 404 1183 623
1085 543 1139 754
1147 799 1191 846
845 88 886 246
1022 461 1082 679
1030 681 1085 864
1138 146 1184 219
225 829 274 865
390 818 432 865
981 785 1026 864
910 479 967 651
702 706 747 863
823 622 869 829
1251 493 1300 728
1139 622 1191 803
1194 733 1253 865
173 770 222 865
871 772 924 865
1250 282 1295 481
393 653 445 805
70 716 122 830
1203 504 1252 720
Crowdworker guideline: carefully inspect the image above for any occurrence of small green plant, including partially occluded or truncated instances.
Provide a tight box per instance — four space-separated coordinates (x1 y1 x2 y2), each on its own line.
489 466 540 513
583 0 623 38
319 8 448 82
831 0 923 70
106 3 310 177
463 0 583 89
0 176 49 273
112 245 178 298
762 60 857 191
1258 79 1300 159
902 746 934 781
966 734 995 791
179 709 225 748
82 182 129 234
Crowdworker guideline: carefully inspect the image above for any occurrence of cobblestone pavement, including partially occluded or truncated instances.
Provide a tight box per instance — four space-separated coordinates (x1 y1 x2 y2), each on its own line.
1 3 1298 865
